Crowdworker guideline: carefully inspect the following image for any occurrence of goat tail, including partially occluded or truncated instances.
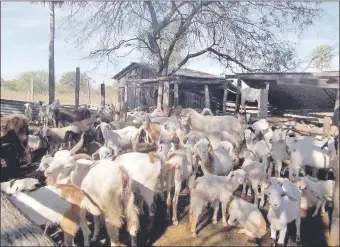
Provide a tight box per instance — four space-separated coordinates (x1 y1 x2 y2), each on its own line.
69 132 85 154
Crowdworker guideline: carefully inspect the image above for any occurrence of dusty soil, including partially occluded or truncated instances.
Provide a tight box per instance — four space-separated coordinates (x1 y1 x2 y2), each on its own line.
17 162 332 247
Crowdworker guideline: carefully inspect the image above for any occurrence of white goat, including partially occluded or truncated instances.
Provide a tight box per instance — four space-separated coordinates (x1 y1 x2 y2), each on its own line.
241 150 267 208
44 150 140 245
91 145 115 160
1 178 39 194
184 130 242 160
240 85 267 114
2 182 101 247
193 137 236 176
164 147 198 225
297 176 335 217
272 127 337 178
80 160 139 246
113 152 164 231
24 103 33 123
96 122 140 156
180 108 243 136
265 181 301 245
189 169 246 236
227 196 267 239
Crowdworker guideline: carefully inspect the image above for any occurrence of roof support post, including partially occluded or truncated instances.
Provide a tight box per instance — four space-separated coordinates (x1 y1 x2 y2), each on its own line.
204 84 210 109
100 83 105 108
235 79 242 113
163 80 170 115
333 89 339 126
174 81 179 108
259 82 269 119
157 82 163 109
124 85 128 103
222 82 229 115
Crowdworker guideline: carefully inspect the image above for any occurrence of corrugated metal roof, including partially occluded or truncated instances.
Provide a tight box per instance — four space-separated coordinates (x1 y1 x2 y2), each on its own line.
113 62 224 80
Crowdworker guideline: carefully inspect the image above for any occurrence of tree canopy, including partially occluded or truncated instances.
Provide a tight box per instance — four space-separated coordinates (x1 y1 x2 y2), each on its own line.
312 44 334 72
58 71 91 92
61 1 322 75
2 70 49 94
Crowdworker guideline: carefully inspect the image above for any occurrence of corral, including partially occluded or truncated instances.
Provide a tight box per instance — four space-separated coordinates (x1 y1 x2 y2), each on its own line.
1 66 339 246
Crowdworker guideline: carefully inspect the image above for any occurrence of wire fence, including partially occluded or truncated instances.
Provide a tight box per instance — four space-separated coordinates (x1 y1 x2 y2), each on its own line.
1 84 119 107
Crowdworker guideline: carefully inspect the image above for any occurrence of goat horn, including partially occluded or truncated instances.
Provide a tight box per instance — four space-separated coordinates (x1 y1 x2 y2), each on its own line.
69 132 85 155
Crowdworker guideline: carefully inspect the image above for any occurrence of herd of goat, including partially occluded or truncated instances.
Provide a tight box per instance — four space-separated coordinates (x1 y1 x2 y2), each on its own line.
0 99 338 247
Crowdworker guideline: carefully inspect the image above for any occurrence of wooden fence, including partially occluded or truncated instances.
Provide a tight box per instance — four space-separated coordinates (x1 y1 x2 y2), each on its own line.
0 99 96 120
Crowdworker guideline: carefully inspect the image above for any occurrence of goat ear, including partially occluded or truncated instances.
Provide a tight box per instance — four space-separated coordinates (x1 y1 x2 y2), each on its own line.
9 179 16 188
183 136 189 144
227 171 235 180
320 140 328 150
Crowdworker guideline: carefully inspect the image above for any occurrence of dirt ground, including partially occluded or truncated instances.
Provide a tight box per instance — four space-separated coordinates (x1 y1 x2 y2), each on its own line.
18 162 332 247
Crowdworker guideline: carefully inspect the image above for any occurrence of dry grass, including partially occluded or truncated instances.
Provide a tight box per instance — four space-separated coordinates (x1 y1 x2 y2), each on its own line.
1 89 118 107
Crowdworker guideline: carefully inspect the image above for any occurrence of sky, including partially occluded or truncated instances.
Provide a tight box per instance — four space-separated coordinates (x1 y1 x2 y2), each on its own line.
1 2 339 88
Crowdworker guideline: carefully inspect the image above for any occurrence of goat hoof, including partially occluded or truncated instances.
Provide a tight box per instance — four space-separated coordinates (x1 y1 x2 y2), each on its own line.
312 213 317 218
212 219 217 225
172 220 179 226
192 232 197 237
222 221 227 227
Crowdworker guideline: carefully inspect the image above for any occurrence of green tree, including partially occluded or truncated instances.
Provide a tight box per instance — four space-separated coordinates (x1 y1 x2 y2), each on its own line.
312 45 334 72
58 71 91 92
2 71 48 94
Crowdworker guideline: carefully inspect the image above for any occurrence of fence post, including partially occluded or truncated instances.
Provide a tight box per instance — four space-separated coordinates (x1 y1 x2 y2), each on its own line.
30 78 34 102
87 78 91 105
235 79 242 113
163 80 170 115
75 67 80 108
101 83 105 107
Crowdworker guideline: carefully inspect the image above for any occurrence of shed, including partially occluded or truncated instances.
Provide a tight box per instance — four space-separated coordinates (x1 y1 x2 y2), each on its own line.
113 62 237 114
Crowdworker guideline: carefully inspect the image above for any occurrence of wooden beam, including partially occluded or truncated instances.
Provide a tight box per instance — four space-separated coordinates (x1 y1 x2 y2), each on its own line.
333 89 339 126
1 193 57 246
174 82 179 108
30 78 34 102
100 83 105 107
157 82 163 109
204 85 210 108
222 83 229 115
125 76 176 84
163 81 170 115
124 85 128 102
259 83 269 118
75 67 80 108
235 79 242 113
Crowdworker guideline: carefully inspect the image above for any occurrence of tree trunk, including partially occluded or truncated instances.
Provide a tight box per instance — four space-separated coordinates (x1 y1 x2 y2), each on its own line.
48 2 55 104
1 193 56 246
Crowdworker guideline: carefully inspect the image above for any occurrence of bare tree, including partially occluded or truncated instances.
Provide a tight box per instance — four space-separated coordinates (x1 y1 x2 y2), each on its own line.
61 1 322 76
